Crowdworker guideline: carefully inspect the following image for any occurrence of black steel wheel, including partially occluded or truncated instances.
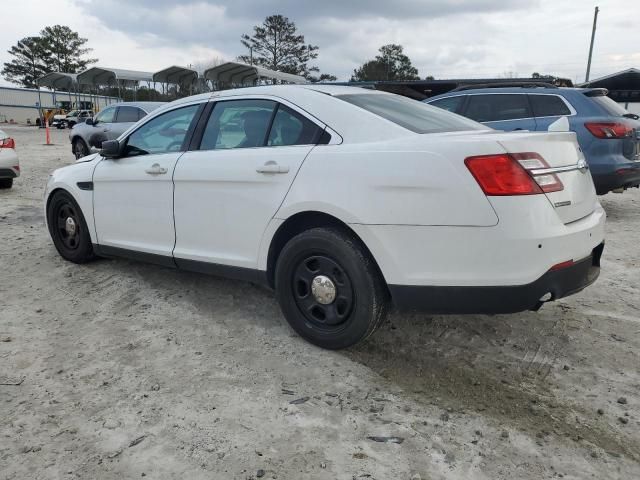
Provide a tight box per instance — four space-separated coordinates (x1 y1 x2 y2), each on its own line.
275 227 388 349
47 190 95 263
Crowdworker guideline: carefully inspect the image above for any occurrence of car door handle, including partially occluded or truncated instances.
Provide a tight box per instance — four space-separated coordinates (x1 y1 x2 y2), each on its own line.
145 163 168 175
256 161 289 174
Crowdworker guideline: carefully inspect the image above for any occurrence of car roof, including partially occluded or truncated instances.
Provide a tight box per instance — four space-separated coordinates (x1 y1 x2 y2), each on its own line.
102 101 166 111
427 86 593 100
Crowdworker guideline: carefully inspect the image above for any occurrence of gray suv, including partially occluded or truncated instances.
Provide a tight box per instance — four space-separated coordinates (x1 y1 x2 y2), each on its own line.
69 102 165 159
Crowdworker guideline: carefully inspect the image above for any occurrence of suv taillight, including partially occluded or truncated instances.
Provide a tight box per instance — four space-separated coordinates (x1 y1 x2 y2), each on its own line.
0 137 15 149
584 122 633 139
465 152 563 196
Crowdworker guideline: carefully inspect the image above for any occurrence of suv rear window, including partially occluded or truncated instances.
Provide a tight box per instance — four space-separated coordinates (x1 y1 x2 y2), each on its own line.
530 95 571 117
465 94 532 122
588 93 630 117
336 93 485 133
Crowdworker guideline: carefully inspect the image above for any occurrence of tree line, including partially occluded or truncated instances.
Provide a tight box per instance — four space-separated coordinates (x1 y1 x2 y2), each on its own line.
2 15 429 89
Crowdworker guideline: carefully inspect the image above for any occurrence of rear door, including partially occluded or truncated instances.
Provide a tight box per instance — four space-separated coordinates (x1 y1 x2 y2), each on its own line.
173 98 326 271
529 94 574 131
463 93 537 131
496 131 596 223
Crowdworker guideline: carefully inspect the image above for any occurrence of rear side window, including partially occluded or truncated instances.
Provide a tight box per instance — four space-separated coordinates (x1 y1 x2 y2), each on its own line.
337 93 485 133
530 95 571 117
268 105 323 146
116 106 143 123
465 94 531 122
428 95 465 113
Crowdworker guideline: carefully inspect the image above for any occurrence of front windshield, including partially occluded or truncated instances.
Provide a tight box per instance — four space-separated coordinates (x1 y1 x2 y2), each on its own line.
336 93 488 134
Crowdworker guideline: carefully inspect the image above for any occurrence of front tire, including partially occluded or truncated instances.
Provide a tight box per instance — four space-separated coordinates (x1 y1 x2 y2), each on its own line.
0 178 13 189
275 227 388 349
73 138 90 159
47 190 95 263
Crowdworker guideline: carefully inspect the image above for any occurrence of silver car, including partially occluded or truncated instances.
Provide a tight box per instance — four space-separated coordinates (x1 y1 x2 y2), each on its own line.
69 102 165 159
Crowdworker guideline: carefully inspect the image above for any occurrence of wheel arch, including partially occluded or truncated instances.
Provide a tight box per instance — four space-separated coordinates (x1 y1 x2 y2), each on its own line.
265 210 388 290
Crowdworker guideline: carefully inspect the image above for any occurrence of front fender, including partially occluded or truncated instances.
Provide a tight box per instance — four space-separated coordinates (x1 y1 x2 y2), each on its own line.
45 160 99 243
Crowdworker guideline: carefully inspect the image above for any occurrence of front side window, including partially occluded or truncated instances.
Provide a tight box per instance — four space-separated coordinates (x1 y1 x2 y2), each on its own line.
200 100 276 150
530 95 571 117
428 95 465 113
268 105 323 146
124 104 199 156
465 94 532 122
336 93 485 133
116 106 143 123
95 107 116 124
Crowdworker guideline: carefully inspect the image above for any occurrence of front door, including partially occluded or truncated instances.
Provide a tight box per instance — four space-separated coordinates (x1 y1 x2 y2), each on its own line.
173 98 325 271
93 103 202 262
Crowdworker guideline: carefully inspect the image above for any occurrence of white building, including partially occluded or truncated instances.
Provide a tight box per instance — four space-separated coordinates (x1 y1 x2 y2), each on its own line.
0 86 118 124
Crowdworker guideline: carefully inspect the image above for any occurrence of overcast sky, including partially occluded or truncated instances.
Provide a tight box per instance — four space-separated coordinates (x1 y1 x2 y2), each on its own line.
2 0 638 86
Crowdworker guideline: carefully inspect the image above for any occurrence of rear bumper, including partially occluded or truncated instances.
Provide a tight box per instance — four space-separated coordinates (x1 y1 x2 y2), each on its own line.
592 166 640 194
0 168 18 178
390 242 603 314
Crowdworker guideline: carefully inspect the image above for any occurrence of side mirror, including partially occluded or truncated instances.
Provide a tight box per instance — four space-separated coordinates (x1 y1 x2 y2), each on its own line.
100 140 121 158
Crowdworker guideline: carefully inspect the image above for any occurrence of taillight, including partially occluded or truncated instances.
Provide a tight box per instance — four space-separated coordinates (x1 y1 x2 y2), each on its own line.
584 122 633 139
465 153 563 196
0 137 15 149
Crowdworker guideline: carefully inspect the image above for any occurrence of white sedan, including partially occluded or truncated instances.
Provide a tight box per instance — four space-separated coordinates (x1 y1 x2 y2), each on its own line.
44 85 605 349
0 129 19 189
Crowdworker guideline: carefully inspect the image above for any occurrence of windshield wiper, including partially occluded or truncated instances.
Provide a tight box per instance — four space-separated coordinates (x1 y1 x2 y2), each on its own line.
622 113 639 120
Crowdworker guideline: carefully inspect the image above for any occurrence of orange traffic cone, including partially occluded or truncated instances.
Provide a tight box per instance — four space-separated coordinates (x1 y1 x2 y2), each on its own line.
45 119 52 145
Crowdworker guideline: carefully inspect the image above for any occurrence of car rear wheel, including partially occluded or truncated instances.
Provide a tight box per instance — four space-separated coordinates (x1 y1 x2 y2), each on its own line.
73 138 90 159
47 191 95 263
0 178 12 189
275 227 388 349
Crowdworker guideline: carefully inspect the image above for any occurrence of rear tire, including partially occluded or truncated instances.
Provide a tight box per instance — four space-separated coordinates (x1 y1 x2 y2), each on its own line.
0 178 13 189
47 190 95 263
275 227 388 349
73 138 90 159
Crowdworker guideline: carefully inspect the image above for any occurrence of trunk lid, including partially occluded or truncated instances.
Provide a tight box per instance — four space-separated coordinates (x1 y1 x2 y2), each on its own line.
495 131 597 224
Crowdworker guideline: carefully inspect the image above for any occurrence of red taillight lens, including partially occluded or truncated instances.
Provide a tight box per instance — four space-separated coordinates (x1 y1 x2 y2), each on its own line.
584 122 633 139
465 153 563 195
465 154 541 196
0 137 15 149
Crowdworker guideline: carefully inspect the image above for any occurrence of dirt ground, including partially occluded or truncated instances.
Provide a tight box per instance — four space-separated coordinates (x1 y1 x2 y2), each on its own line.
1 124 639 480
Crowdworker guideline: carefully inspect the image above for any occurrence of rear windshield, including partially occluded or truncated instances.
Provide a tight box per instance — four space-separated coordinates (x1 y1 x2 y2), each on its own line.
336 93 488 134
588 94 629 117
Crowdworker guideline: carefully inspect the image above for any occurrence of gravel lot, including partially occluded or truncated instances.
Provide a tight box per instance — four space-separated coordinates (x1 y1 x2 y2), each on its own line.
1 124 639 479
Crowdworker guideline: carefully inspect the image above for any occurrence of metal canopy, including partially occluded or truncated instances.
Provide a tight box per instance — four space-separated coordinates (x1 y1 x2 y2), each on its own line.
153 65 198 85
203 61 306 85
77 67 153 87
37 72 77 90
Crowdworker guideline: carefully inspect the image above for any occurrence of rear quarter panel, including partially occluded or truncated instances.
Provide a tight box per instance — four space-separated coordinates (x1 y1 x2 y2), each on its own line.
276 134 501 227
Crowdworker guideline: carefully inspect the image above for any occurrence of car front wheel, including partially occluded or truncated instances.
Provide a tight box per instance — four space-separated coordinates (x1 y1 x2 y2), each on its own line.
73 138 90 159
275 227 388 349
47 190 95 263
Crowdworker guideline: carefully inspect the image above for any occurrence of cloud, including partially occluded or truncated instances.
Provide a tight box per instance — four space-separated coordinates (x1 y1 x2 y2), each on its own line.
1 0 639 85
